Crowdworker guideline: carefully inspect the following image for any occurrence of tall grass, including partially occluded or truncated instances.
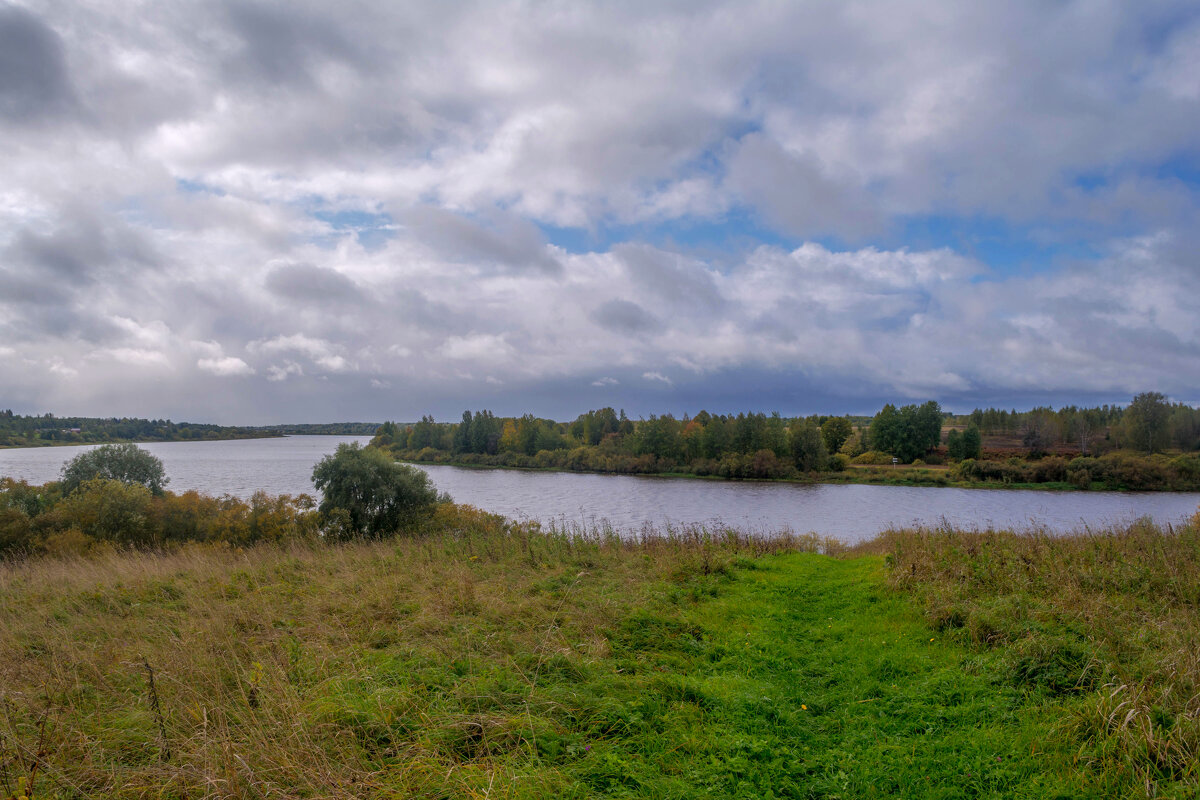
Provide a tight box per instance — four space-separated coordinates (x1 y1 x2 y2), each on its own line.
1 502 1196 796
883 510 1200 793
0 505 829 798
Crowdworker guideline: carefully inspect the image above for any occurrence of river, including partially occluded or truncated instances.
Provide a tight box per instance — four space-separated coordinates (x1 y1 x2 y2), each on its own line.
2 436 1197 542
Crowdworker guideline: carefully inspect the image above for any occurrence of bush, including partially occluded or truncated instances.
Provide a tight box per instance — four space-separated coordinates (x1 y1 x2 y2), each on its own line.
54 478 155 546
1032 456 1067 483
60 444 168 495
312 443 443 538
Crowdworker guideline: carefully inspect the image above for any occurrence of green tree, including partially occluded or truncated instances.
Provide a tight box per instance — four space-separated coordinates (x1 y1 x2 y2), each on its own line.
452 410 474 454
1020 408 1059 458
1125 392 1171 453
311 443 441 538
946 429 963 460
789 419 828 472
868 401 943 463
821 416 853 454
868 404 899 455
372 421 400 448
633 415 680 460
913 401 944 454
961 425 982 459
408 415 437 449
60 444 168 495
1169 404 1200 452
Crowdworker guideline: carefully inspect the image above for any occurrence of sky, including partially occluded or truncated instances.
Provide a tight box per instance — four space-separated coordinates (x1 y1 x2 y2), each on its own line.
1 1 1199 424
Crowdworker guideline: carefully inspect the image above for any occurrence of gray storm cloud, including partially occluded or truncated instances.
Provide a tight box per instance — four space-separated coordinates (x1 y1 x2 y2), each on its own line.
0 4 76 122
0 0 1197 422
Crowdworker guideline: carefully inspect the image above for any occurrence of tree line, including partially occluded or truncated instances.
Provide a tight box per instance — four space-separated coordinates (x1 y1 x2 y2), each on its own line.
374 403 942 479
0 411 276 448
371 392 1199 482
952 393 1200 455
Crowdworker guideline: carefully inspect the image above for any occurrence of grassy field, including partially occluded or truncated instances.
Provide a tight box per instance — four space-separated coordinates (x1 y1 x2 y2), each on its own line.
0 506 1196 798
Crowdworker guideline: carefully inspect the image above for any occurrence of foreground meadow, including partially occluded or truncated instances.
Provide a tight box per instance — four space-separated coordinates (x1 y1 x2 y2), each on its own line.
1 506 1197 798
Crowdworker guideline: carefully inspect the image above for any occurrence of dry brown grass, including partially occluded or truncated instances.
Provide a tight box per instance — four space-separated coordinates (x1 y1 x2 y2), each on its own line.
0 505 826 799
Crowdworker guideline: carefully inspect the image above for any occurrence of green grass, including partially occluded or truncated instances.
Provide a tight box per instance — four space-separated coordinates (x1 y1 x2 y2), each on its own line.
1 511 1196 797
560 553 1085 799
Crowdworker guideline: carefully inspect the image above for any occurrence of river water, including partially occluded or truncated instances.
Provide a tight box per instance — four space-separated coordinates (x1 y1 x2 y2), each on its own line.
2 436 1197 542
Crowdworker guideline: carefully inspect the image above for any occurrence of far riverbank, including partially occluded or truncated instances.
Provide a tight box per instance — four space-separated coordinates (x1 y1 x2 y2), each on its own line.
395 453 1200 493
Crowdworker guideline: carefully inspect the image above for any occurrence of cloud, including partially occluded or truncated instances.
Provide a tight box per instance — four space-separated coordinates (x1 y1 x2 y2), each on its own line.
643 371 673 385
91 348 171 369
198 356 255 376
590 299 661 335
1 2 1197 422
264 262 366 304
405 206 561 275
266 361 304 382
726 133 882 240
440 334 512 361
249 334 354 372
0 5 77 123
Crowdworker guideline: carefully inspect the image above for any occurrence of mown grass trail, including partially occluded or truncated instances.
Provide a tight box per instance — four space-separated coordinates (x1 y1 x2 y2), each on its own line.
582 553 1082 799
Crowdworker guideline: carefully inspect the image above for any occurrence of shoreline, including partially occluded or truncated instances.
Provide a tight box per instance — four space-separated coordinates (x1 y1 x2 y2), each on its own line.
396 457 1184 493
0 432 284 450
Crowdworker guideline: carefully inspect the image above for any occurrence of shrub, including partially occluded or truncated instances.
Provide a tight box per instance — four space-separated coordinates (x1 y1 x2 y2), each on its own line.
60 444 168 495
312 443 443 538
54 478 155 546
1032 456 1067 483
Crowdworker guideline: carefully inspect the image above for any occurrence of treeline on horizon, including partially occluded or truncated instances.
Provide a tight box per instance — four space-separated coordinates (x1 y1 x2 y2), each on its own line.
250 422 382 436
371 392 1200 489
0 410 275 448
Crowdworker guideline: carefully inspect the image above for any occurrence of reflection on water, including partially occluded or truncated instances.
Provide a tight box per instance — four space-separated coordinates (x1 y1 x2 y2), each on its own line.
2 437 1198 542
415 464 1200 543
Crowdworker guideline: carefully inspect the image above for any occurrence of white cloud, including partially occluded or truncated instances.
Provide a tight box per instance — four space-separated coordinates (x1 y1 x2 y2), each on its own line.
249 334 354 373
197 356 255 377
1 2 1197 421
47 358 77 378
440 334 512 361
643 371 673 385
91 348 172 368
266 362 304 382
189 340 224 358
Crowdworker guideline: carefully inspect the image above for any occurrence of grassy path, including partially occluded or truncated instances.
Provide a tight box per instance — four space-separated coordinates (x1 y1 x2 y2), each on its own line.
553 553 1083 799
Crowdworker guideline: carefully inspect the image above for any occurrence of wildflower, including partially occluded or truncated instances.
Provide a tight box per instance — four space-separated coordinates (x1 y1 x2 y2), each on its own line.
801 704 808 710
